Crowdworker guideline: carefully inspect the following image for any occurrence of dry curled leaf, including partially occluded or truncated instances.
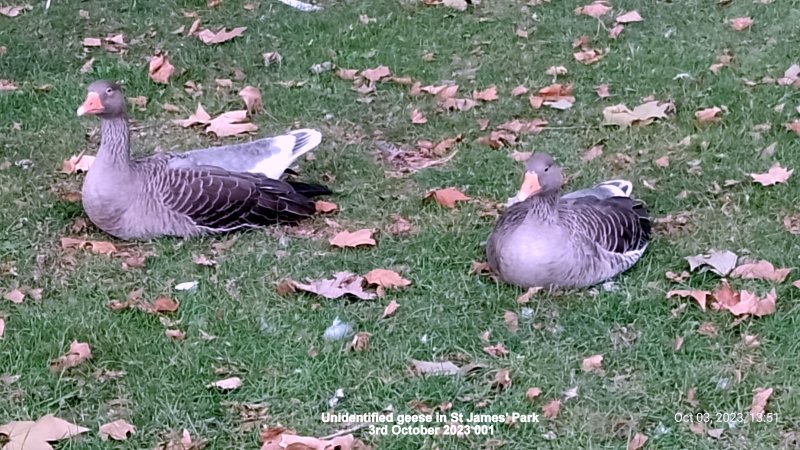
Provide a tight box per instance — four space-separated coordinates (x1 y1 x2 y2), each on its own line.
483 342 509 357
503 311 518 333
4 289 24 304
410 109 427 124
361 65 391 82
314 200 338 213
582 145 603 161
364 269 411 289
667 289 710 311
293 271 376 300
238 86 262 113
731 260 791 282
695 107 723 123
627 433 648 450
424 187 470 208
526 387 542 401
0 415 89 450
165 329 186 341
61 154 95 174
473 85 498 102
730 17 753 31
60 237 118 255
616 10 643 23
603 101 674 127
329 229 376 248
50 341 91 372
206 110 258 137
581 354 604 374
196 27 247 44
99 419 136 441
749 387 773 419
686 250 738 276
347 332 371 352
510 85 529 96
411 359 459 376
574 48 603 64
148 54 174 84
542 399 561 419
207 376 242 390
574 1 610 18
382 300 399 318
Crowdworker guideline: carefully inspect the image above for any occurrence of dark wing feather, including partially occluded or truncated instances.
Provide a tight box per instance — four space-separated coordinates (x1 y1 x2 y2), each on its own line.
161 167 316 230
560 196 650 254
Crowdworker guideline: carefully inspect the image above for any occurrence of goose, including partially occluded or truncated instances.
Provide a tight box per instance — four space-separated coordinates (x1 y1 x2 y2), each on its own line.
486 153 651 289
75 80 331 240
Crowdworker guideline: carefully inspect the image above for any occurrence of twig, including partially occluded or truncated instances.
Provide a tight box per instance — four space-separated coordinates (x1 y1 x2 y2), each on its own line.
319 423 371 440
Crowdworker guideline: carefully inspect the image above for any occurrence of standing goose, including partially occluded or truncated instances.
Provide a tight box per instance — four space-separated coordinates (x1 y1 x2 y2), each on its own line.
75 80 331 240
486 153 651 289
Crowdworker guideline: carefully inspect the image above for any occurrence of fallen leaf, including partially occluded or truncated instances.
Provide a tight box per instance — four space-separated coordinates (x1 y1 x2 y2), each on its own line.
603 101 674 127
595 84 610 98
529 95 544 109
259 429 366 450
314 200 338 213
750 387 773 419
787 121 800 135
581 354 604 374
192 253 217 267
511 85 529 96
196 27 247 44
387 214 414 235
516 286 541 304
4 289 24 304
329 229 376 248
473 85 498 102
362 65 391 82
526 388 542 401
364 269 411 289
516 28 528 38
574 1 610 18
148 54 174 84
685 250 738 276
174 103 212 128
411 359 460 376
511 151 532 162
206 110 258 137
238 86 262 113
49 341 91 372
582 145 603 161
711 279 739 310
275 279 296 296
442 0 468 10
627 433 648 450
410 109 427 124
707 428 724 439
574 48 603 64
207 376 242 390
165 329 185 341
83 37 102 47
347 332 371 352
730 17 753 31
493 369 512 389
99 419 136 441
293 271 376 300
751 164 793 186
724 289 777 317
336 68 358 80
542 399 561 419
504 311 518 333
0 79 18 91
153 295 180 313
697 322 718 337
382 300 399 318
743 334 760 348
61 154 96 174
483 342 509 357
0 317 5 338
695 107 723 123
667 289 710 311
674 335 684 351
545 65 568 76
731 260 791 282
616 10 643 23
0 415 89 450
425 187 471 208
654 156 670 168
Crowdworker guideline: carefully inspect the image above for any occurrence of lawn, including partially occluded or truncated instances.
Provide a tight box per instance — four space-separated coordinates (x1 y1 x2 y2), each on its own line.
1 0 800 448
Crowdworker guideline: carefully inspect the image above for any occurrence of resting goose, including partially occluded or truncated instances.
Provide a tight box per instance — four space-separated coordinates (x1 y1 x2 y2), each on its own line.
75 80 331 240
486 153 651 289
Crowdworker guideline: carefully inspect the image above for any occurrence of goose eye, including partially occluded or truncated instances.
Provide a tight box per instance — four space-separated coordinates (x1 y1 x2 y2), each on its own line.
544 166 549 172
106 87 113 94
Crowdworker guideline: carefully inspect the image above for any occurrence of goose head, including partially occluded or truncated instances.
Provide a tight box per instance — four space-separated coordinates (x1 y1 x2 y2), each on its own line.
513 152 564 202
77 80 126 118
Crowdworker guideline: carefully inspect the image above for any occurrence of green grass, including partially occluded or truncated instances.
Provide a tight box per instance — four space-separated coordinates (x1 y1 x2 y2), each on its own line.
1 0 800 448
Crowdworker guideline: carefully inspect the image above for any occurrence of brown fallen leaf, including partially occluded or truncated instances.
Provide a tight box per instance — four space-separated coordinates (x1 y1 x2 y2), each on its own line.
148 54 174 84
504 311 519 333
526 387 542 401
794 279 800 289
731 260 791 282
616 10 643 23
574 0 610 18
697 322 718 337
293 271 376 300
0 415 90 450
364 269 411 289
0 317 4 338
196 27 247 44
667 289 710 311
473 85 498 102
83 37 102 47
206 110 258 137
595 84 610 98
574 48 603 64
410 109 427 124
260 429 367 450
695 107 723 124
542 399 561 419
4 288 24 304
336 68 358 80
516 286 541 304
743 334 761 348
749 387 773 419
99 419 136 441
750 164 793 186
730 17 753 31
382 300 399 318
0 4 32 17
192 253 217 267
582 145 603 161
362 65 391 82
603 101 674 127
50 341 92 372
674 335 684 351
329 229 376 248
173 103 212 128
207 376 242 390
724 289 777 317
60 237 118 255
654 156 670 168
581 354 604 374
165 329 186 341
346 331 371 352
511 85 529 96
238 86 262 113
425 187 471 208
707 428 724 439
786 120 800 135
153 295 180 313
493 369 512 390
314 200 338 213
627 433 648 450
61 154 96 174
483 342 509 357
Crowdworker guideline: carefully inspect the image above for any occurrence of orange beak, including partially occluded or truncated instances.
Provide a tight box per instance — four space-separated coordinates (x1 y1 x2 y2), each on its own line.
515 171 541 202
76 92 104 116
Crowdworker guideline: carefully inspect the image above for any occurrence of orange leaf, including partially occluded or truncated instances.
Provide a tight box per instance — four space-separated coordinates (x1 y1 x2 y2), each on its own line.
173 103 212 128
206 110 258 137
196 27 247 44
473 85 498 102
609 24 624 38
148 55 174 84
153 295 180 313
731 260 792 282
526 387 542 401
542 399 561 419
667 289 710 311
627 433 648 450
329 229 376 248
574 48 603 64
314 200 338 213
61 154 96 174
99 419 136 441
364 269 411 289
695 107 723 123
424 187 471 208
50 341 92 372
382 300 399 318
361 65 391 82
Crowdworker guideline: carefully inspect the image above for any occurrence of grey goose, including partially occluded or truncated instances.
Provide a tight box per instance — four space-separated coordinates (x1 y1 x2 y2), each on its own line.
486 152 651 289
75 80 331 240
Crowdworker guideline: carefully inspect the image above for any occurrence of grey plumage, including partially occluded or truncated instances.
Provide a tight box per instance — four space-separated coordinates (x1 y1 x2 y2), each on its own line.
77 80 329 240
486 153 650 289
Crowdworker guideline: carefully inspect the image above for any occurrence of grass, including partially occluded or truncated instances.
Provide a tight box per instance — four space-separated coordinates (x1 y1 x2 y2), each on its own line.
1 0 800 448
